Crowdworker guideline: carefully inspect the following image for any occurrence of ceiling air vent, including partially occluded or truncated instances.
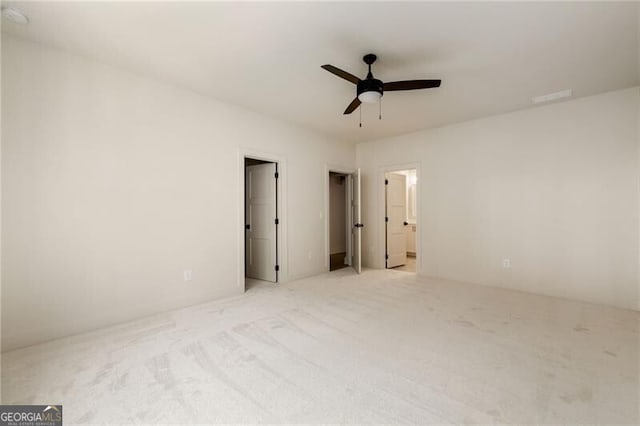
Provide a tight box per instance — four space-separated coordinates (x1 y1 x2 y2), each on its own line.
532 89 572 104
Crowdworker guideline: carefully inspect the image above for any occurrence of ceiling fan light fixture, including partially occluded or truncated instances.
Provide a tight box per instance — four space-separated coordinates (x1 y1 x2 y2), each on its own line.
358 90 381 104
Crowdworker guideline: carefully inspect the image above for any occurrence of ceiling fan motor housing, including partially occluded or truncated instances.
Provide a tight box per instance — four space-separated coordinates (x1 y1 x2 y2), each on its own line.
357 78 383 98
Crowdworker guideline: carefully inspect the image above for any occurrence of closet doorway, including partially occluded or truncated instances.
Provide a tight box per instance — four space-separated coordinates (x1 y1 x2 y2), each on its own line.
326 168 362 273
329 172 349 271
244 157 279 283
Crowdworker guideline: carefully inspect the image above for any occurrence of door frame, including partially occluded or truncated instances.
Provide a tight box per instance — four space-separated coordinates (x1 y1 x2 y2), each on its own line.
238 149 288 290
324 164 356 271
377 163 421 274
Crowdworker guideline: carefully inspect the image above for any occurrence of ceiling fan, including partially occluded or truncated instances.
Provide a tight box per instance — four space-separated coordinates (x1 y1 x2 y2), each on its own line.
322 53 441 116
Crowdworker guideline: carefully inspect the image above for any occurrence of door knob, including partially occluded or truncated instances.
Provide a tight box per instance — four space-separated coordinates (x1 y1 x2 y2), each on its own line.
245 224 251 230
403 221 408 226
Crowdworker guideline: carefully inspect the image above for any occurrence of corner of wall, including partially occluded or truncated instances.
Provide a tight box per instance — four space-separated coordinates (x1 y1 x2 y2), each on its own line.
0 25 4 399
357 88 640 311
636 86 640 311
1 35 355 350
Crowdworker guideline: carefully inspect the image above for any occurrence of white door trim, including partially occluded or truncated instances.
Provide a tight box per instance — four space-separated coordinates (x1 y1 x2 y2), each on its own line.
377 162 421 274
324 164 356 271
238 149 288 291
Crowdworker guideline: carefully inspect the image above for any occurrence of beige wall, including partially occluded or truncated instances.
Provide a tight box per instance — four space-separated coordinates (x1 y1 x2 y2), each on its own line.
358 87 640 310
3 34 638 353
1 36 354 351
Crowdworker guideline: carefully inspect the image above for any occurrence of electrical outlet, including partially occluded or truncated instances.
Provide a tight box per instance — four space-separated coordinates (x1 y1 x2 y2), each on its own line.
502 259 511 269
183 270 192 281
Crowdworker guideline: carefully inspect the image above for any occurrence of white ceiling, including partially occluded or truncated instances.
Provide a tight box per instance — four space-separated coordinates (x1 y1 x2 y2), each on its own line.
2 1 639 144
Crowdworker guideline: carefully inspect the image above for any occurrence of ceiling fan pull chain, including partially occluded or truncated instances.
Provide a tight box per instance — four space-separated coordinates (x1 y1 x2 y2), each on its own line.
359 106 362 128
379 97 382 120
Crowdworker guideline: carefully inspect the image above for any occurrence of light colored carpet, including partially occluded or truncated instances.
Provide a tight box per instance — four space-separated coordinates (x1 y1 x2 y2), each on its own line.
3 269 638 424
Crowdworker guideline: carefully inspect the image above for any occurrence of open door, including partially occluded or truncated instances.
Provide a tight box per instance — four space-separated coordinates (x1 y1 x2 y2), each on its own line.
245 162 278 282
386 172 407 268
353 168 363 273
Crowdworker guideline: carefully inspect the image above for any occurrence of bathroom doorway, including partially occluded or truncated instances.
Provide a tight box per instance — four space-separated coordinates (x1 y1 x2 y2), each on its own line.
385 169 417 273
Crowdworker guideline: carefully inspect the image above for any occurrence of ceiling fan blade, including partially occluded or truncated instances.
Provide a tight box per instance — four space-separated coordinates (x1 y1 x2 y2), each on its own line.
343 97 361 114
383 79 441 91
321 65 361 85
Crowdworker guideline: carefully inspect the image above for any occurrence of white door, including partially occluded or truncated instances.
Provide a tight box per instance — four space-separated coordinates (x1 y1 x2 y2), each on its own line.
245 163 277 282
386 173 407 268
345 174 353 267
353 168 362 273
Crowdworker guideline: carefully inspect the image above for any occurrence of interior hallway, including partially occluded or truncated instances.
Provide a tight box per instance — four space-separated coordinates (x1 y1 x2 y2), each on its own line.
3 269 638 424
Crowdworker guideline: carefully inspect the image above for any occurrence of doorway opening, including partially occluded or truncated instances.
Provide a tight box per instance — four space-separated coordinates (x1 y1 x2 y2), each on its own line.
329 172 349 271
325 168 363 274
385 169 417 273
244 157 279 288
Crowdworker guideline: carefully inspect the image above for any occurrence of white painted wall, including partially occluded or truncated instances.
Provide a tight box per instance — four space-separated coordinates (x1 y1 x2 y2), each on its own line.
329 174 346 254
1 36 354 350
358 87 640 310
2 34 638 353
